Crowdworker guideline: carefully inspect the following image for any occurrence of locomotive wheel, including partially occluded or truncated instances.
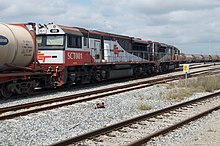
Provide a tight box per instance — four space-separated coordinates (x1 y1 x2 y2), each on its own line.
27 85 35 95
0 84 12 98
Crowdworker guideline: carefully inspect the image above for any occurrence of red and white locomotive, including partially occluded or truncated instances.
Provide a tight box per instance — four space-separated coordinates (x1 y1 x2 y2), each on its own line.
36 23 180 86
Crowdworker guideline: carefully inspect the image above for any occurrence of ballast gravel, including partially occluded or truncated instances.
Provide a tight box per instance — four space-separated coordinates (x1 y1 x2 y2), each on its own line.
0 83 220 145
146 110 220 146
0 63 218 109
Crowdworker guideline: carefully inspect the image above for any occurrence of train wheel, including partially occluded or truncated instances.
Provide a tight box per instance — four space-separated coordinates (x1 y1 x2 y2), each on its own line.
93 70 102 82
165 64 169 72
27 84 35 95
0 84 12 98
75 78 82 85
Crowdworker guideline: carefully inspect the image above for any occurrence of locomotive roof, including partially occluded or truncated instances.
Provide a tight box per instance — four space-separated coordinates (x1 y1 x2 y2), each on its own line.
132 38 152 44
153 42 168 47
57 24 153 42
58 25 132 40
55 24 176 49
59 25 83 36
153 42 178 49
89 30 131 40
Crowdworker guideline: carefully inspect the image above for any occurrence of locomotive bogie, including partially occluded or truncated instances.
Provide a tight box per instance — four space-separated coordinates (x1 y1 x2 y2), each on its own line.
0 72 47 98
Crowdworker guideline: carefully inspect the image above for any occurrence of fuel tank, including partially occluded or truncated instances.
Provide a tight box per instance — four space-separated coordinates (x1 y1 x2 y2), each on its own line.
0 22 35 70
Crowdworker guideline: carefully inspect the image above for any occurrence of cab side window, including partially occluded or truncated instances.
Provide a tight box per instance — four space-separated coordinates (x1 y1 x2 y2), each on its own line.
67 35 82 48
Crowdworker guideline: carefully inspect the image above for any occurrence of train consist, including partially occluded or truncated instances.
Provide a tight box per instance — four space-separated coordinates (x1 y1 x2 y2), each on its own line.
179 54 220 63
0 22 219 98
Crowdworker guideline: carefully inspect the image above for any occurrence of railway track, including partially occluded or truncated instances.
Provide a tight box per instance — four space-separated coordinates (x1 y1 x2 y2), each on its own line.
180 62 219 69
2 63 218 99
49 91 220 146
0 66 220 120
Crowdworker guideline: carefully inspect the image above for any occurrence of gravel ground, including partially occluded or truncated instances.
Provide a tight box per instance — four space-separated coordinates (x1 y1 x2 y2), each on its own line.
0 65 220 146
147 110 220 146
0 83 217 146
0 85 170 145
180 111 220 146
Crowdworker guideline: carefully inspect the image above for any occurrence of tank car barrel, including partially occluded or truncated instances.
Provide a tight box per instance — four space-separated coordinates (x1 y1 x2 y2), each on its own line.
0 22 36 70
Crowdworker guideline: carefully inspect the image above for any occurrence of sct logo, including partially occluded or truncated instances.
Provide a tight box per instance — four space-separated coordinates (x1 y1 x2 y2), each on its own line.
0 35 9 45
67 52 83 60
37 52 52 63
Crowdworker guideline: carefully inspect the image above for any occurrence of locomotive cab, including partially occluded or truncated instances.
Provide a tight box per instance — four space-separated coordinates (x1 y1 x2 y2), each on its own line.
36 24 83 86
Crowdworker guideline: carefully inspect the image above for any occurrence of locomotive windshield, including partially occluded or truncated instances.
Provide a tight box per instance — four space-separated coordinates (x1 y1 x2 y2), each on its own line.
37 35 65 50
46 35 64 46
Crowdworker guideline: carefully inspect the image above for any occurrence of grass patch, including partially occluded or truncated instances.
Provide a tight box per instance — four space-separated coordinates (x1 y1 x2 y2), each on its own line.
163 88 192 101
137 103 152 110
179 74 220 92
164 74 220 100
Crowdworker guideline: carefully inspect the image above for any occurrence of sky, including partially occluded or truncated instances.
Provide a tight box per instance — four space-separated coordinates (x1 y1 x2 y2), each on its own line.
1 0 220 54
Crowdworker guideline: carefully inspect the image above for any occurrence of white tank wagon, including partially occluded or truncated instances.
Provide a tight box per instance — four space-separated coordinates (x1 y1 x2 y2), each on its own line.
0 22 35 70
0 22 48 98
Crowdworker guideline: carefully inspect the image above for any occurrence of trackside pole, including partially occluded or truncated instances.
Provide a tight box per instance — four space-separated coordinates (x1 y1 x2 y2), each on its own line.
185 72 188 87
183 64 189 87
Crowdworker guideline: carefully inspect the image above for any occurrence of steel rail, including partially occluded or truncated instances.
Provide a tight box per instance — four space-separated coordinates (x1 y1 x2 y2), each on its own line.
0 67 219 120
0 67 217 114
0 78 173 120
49 91 220 146
179 63 218 70
127 105 220 146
